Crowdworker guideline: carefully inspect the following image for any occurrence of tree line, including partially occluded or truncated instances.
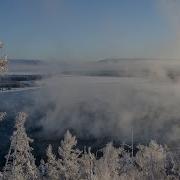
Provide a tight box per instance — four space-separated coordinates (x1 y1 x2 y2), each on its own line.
0 112 179 180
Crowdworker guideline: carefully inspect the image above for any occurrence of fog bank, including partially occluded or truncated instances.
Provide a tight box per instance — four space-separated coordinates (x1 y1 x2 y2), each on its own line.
23 60 180 146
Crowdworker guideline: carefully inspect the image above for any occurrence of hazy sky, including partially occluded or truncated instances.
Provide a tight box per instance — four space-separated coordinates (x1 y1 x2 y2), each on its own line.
0 0 177 61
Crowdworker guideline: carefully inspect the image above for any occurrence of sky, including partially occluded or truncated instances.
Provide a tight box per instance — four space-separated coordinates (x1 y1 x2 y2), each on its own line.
0 0 178 61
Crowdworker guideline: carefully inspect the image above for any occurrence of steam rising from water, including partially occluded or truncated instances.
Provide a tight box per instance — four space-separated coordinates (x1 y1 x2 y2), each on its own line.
24 60 180 145
3 1 180 145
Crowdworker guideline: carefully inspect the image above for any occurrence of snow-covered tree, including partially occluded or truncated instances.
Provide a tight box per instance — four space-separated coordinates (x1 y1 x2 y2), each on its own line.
38 159 47 180
58 130 82 180
0 41 8 73
135 140 168 180
94 143 121 180
79 147 95 180
0 112 6 122
46 145 60 180
3 112 38 180
118 150 141 179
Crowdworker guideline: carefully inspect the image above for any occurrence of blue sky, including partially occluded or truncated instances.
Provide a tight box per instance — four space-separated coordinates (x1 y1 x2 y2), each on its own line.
0 0 176 61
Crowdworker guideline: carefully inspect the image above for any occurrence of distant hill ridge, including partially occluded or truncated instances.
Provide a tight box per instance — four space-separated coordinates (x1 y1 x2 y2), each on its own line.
98 58 180 63
8 59 45 65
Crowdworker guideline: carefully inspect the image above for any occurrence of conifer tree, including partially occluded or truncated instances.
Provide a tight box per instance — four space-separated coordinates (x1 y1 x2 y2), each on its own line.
38 159 47 180
3 112 38 180
46 145 60 180
58 130 82 180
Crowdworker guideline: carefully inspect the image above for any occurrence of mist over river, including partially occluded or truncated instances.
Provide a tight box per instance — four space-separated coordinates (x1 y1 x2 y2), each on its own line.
0 59 180 167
